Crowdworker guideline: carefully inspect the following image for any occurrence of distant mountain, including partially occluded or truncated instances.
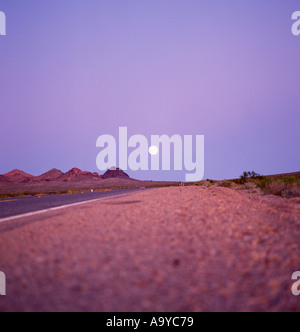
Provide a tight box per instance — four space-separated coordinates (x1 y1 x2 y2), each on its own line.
3 169 34 183
34 169 64 182
0 167 130 185
58 168 102 182
102 168 130 179
0 167 176 196
0 175 9 183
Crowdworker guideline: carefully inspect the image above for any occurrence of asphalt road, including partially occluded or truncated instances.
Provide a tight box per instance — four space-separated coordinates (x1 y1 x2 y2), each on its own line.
0 189 145 220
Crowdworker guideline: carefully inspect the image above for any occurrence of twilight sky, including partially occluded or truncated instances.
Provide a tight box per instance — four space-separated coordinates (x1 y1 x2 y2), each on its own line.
0 0 299 181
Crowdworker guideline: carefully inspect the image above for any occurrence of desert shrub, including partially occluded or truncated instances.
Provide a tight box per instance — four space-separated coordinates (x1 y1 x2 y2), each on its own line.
241 171 261 179
240 171 263 184
264 181 286 196
67 190 77 194
232 178 243 185
244 182 257 190
256 177 272 189
218 181 233 188
282 176 300 185
233 172 259 185
259 178 300 197
202 180 215 188
281 184 300 197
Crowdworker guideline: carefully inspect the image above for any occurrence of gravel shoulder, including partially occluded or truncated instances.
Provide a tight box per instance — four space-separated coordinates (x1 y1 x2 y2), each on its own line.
0 186 300 312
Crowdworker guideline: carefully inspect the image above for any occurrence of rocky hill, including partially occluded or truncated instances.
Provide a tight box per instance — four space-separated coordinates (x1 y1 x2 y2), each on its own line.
3 170 34 183
102 168 130 180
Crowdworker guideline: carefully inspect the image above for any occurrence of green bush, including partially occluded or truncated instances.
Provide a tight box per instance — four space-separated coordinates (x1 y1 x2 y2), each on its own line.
240 171 263 183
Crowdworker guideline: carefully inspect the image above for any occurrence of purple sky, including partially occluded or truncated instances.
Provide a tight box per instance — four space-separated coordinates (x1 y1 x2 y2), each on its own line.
0 0 299 181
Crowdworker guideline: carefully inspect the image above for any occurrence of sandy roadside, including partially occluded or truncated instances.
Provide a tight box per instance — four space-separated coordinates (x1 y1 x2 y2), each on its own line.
0 186 300 312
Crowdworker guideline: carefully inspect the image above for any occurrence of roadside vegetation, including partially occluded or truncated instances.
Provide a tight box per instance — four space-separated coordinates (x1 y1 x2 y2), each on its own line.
218 181 233 188
256 176 300 197
194 171 300 198
232 171 300 197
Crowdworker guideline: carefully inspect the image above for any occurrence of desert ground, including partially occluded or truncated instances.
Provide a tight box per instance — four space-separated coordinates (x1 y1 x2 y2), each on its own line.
0 186 299 312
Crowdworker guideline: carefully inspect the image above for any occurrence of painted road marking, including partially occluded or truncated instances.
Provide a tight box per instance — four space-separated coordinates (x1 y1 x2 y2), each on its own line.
0 200 17 203
0 192 136 224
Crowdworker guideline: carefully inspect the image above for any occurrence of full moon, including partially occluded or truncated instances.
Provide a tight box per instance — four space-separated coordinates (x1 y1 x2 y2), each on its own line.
149 145 159 156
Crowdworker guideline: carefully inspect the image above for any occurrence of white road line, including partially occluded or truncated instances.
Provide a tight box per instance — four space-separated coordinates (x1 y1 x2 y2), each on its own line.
0 192 133 224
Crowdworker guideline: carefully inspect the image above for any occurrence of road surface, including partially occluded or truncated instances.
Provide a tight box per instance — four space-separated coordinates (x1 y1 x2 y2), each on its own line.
0 186 299 312
0 189 145 220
